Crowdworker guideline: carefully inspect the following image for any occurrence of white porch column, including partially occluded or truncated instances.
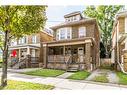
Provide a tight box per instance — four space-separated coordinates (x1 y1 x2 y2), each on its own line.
27 46 30 55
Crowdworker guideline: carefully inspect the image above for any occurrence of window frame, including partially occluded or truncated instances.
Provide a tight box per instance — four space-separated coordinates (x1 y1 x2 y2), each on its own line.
32 35 37 43
56 27 72 40
78 27 86 38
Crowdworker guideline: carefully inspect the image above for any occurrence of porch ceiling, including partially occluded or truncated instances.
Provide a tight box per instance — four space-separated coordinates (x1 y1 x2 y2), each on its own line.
43 37 95 47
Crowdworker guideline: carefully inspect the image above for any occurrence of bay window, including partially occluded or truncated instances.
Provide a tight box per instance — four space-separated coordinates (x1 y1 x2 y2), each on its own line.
56 27 72 40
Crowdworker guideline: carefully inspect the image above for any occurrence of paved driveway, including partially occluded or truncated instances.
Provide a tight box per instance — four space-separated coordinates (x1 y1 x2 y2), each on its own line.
86 69 119 84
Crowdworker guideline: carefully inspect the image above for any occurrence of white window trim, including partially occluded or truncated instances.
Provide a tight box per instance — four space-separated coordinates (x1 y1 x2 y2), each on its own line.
32 35 37 43
79 27 86 38
57 27 72 40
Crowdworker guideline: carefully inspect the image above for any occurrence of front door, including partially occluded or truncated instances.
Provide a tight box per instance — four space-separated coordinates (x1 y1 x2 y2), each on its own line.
78 47 84 63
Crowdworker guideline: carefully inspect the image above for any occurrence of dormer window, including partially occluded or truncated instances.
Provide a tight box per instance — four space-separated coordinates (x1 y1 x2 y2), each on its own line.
64 11 82 22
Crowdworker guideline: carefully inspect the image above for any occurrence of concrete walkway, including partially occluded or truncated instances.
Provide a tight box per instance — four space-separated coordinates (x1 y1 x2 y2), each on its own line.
57 72 74 79
7 68 41 73
0 72 126 90
86 69 119 84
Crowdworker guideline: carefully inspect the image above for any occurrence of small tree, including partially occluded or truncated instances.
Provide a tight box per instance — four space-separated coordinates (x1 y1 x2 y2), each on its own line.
84 5 123 58
0 6 46 87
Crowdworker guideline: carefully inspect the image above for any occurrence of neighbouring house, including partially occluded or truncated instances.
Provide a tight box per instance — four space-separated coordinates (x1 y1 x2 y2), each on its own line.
111 10 127 72
42 11 100 72
9 29 53 68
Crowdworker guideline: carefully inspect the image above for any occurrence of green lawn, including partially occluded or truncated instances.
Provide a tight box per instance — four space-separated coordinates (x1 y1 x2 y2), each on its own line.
116 72 127 85
0 80 54 90
92 75 109 83
22 69 65 77
68 71 90 80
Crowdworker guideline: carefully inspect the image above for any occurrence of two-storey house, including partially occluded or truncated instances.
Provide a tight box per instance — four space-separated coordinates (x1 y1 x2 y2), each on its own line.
42 11 100 72
9 29 53 68
111 10 127 72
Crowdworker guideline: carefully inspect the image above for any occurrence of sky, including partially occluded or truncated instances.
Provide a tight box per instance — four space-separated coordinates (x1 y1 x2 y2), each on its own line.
45 6 85 28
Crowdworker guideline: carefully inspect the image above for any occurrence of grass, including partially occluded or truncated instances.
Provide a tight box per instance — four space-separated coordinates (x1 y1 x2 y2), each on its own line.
92 75 109 83
0 80 54 90
116 72 127 85
67 71 90 80
22 69 65 77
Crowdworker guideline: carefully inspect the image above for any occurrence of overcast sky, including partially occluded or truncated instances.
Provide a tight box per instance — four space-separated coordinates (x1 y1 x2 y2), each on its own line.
45 6 85 28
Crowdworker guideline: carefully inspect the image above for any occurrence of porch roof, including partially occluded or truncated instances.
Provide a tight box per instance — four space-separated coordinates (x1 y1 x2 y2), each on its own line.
9 44 40 50
43 37 96 47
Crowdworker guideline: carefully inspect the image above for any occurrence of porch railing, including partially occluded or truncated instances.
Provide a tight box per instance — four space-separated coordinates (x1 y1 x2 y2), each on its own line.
48 55 72 70
48 55 71 63
31 57 39 64
48 55 85 63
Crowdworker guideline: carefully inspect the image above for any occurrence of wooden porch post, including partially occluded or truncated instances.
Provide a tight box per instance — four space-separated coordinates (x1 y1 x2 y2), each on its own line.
63 46 65 56
85 43 92 72
43 43 48 68
18 49 21 60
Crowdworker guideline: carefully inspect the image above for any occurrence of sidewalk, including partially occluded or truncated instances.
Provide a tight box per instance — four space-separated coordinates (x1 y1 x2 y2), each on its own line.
3 72 127 90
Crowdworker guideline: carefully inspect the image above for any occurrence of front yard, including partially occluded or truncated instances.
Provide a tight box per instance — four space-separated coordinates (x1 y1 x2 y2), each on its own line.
68 71 90 80
0 80 54 90
22 69 65 77
92 75 109 83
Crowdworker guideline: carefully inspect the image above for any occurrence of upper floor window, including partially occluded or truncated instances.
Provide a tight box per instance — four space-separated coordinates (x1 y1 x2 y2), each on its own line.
79 27 86 38
60 29 65 40
56 27 72 40
67 28 71 39
32 35 37 43
18 37 27 44
56 31 59 40
11 40 17 46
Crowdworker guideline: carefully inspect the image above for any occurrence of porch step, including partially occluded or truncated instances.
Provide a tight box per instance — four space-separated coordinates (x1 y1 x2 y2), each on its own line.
67 67 78 72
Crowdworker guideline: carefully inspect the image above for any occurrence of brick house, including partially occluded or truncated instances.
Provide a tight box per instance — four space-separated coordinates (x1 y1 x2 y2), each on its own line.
42 11 100 72
111 10 127 72
9 29 53 68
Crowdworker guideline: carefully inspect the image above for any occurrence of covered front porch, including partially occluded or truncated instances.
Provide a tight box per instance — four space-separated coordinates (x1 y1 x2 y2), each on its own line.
9 45 40 68
43 38 97 71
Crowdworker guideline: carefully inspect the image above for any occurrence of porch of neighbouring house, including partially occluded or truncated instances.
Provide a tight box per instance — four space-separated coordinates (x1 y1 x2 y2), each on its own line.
43 38 99 72
9 46 40 69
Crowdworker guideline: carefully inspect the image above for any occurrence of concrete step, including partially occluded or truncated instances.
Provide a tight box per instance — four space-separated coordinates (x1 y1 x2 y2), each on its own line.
67 67 78 72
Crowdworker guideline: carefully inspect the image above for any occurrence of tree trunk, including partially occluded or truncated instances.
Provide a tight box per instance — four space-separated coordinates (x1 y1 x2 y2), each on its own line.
1 30 9 87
